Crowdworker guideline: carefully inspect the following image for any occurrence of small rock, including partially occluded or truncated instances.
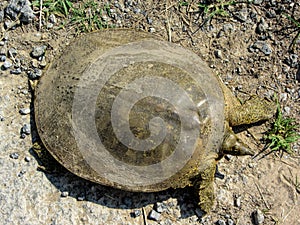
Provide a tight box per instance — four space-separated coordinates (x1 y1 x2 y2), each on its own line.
5 0 35 24
0 55 6 62
8 48 17 57
39 56 47 67
147 17 153 25
2 61 12 69
149 27 156 33
24 156 31 162
227 218 235 225
61 191 69 197
131 209 141 218
28 68 42 79
21 123 31 135
19 108 30 115
10 152 19 159
234 9 248 22
256 18 268 34
285 54 298 68
251 41 272 55
31 59 39 68
77 196 85 201
31 45 47 58
214 49 222 58
234 196 242 207
18 169 26 177
216 219 226 225
10 68 22 74
148 209 161 221
252 209 264 225
280 92 288 102
284 106 290 115
266 9 276 18
155 202 167 213
49 14 57 24
253 0 263 4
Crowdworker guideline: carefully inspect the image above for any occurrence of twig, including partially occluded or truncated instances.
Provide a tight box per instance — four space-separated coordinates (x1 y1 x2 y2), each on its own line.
165 1 172 42
39 0 43 31
255 182 270 210
142 207 148 225
282 205 295 222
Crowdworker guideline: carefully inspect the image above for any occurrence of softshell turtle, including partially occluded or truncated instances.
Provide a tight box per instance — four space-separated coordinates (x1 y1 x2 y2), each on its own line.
34 29 276 213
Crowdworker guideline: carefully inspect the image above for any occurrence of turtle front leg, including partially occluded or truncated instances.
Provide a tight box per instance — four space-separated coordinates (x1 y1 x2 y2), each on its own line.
228 96 276 126
194 159 217 214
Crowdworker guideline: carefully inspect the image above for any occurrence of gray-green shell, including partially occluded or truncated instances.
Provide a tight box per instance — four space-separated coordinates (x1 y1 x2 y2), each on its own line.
34 29 225 191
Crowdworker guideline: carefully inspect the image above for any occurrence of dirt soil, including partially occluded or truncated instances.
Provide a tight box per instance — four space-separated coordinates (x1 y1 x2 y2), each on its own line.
0 0 299 225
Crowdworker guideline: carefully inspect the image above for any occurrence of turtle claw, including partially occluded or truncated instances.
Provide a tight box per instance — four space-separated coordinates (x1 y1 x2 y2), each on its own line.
222 123 255 156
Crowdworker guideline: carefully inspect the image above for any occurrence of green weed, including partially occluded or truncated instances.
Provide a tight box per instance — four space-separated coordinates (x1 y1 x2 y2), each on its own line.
264 99 300 154
32 0 112 32
32 0 73 18
198 0 236 19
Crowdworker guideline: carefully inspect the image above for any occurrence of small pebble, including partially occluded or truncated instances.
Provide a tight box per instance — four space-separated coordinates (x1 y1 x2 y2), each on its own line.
0 55 6 62
8 48 17 57
28 68 42 79
255 41 272 55
25 156 31 162
284 106 290 115
49 14 57 24
77 196 85 201
149 27 156 33
21 123 31 135
234 9 248 22
10 68 22 75
131 209 141 218
10 152 19 159
148 209 161 221
252 209 264 225
155 202 167 213
216 219 226 225
214 49 222 58
31 46 47 58
19 108 30 115
227 218 235 225
234 196 242 207
61 191 69 197
2 61 12 69
18 169 26 177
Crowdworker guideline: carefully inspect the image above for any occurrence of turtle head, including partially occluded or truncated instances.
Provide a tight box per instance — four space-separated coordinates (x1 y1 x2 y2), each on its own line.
221 125 255 156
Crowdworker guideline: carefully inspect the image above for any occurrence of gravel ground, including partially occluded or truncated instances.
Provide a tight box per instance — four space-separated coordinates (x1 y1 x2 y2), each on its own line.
0 0 299 224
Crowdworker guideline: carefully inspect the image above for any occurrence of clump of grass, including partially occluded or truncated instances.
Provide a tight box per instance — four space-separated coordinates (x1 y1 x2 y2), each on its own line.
32 0 113 33
264 99 300 154
70 1 112 33
179 0 236 28
32 0 73 18
198 0 236 18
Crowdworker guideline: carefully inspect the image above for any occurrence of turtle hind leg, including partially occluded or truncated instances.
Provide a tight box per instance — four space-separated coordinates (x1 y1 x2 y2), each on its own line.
193 159 217 214
229 96 276 127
